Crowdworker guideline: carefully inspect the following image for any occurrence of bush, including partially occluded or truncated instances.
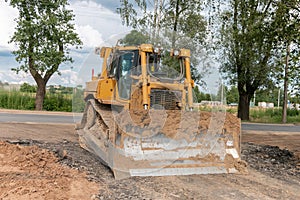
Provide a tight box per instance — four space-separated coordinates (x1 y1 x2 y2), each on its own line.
265 108 281 117
44 94 72 112
20 83 37 93
287 108 299 116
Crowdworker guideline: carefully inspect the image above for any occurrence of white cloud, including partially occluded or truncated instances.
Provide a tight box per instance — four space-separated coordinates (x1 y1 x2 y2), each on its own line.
75 24 104 49
0 70 34 85
0 69 80 86
0 1 18 52
49 69 80 86
70 0 130 44
71 0 119 22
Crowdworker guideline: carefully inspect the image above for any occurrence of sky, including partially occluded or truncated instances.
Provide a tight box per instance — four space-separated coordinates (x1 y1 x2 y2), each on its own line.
0 0 131 87
0 0 221 95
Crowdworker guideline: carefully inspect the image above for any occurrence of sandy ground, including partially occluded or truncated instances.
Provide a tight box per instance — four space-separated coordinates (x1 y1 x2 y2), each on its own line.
0 120 299 199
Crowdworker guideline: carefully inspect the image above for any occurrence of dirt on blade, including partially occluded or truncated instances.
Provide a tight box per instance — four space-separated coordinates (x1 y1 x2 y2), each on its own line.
116 110 241 140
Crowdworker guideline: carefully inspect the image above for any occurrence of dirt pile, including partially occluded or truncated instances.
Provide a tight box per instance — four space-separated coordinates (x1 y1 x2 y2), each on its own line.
242 142 300 179
0 141 99 200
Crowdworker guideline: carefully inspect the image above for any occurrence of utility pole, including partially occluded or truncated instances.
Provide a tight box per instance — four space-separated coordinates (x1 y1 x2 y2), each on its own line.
253 91 256 106
277 88 280 108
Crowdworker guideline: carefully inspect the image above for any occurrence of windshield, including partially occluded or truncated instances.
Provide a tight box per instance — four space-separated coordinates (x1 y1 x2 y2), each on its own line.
147 53 184 81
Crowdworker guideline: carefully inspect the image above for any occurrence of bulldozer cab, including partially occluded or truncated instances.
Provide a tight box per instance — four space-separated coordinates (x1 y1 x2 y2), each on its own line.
147 52 183 82
108 47 183 80
108 50 139 78
107 50 137 100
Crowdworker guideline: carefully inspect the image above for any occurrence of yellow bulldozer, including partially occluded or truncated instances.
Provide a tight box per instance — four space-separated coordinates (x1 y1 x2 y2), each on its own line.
77 44 244 179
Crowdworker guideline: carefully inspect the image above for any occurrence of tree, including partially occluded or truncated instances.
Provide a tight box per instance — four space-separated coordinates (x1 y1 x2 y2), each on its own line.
226 86 239 105
117 0 207 84
220 0 276 120
117 0 206 47
20 83 36 93
255 87 282 106
117 0 163 42
193 86 211 102
270 0 300 123
121 30 149 45
8 0 82 110
163 0 206 47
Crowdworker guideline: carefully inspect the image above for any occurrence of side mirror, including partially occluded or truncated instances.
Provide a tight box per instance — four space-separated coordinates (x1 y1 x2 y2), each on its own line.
95 47 101 54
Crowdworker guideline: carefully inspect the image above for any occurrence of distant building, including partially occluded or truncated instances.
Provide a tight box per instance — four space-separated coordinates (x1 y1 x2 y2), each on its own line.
228 103 238 107
200 101 223 106
266 103 274 108
288 103 300 110
258 102 267 108
258 102 274 108
1 84 21 91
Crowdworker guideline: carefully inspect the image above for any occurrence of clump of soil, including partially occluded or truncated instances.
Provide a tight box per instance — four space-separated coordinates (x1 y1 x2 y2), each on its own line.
0 141 99 200
242 142 300 179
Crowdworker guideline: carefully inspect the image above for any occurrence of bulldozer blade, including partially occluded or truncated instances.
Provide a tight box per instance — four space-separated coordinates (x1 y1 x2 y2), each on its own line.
77 100 246 179
78 128 245 179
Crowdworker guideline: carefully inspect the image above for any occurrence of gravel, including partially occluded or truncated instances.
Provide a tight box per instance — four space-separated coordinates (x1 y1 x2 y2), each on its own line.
242 142 300 180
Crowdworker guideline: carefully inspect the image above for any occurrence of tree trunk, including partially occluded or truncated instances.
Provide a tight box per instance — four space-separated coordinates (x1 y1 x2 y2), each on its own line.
172 0 180 48
238 93 251 120
282 42 290 123
152 0 158 41
35 79 46 111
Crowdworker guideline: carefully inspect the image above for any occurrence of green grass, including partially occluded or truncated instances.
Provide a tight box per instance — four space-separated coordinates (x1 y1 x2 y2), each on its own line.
224 106 299 124
0 90 35 110
250 107 299 124
0 89 85 112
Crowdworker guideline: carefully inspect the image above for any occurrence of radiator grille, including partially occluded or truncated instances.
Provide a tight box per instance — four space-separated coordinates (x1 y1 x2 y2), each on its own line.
150 89 180 110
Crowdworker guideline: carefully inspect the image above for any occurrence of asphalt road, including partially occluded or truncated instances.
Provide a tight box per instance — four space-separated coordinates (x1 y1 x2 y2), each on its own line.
242 123 299 132
0 112 299 132
0 112 81 124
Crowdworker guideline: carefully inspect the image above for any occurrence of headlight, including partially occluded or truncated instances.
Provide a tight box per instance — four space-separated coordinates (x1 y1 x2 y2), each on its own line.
173 49 180 56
